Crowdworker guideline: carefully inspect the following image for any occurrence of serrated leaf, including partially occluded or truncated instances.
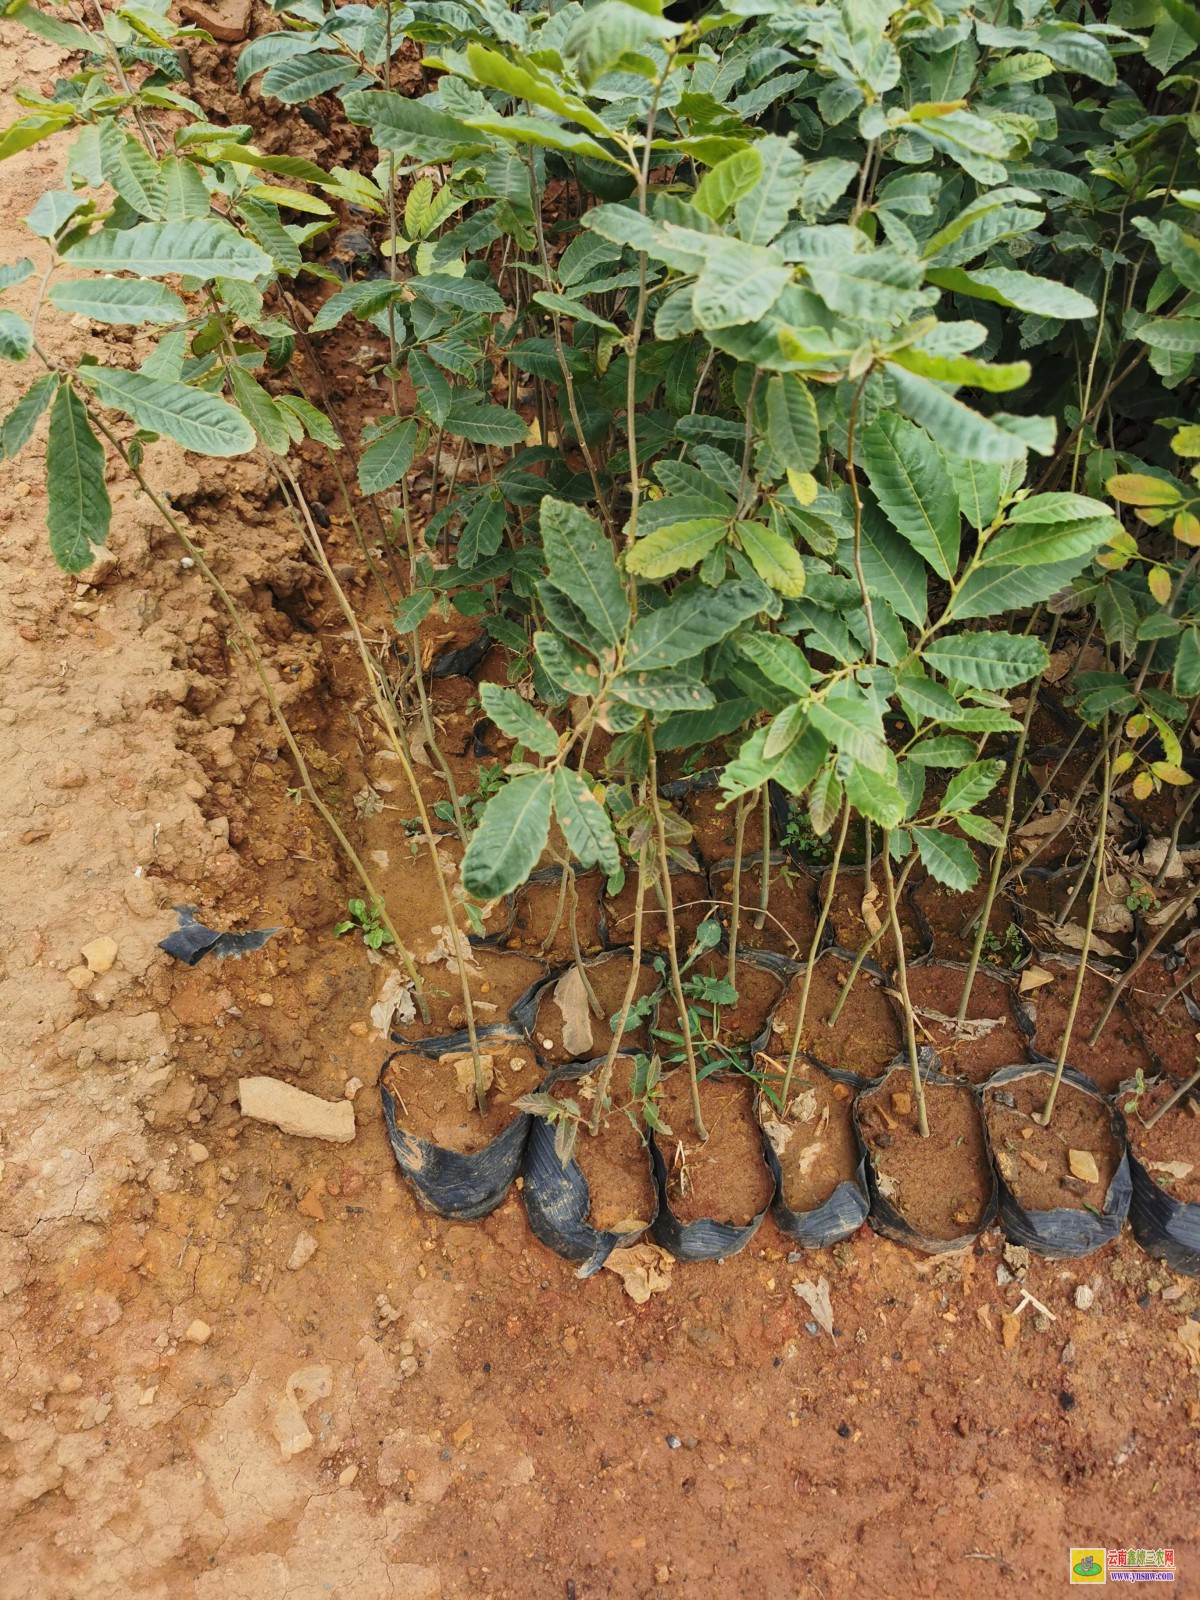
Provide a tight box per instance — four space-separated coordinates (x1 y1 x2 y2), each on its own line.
735 134 806 246
609 669 715 711
461 773 553 900
926 264 1096 319
943 759 1004 814
408 348 451 426
48 277 185 326
924 632 1048 690
694 148 763 222
358 418 418 493
808 765 843 836
692 243 791 331
262 52 357 105
625 579 765 671
765 372 819 472
444 397 527 445
843 760 905 828
808 684 889 774
907 735 976 768
80 367 256 456
1176 626 1200 697
46 384 110 572
738 633 812 696
860 411 959 580
1106 473 1181 507
63 219 271 282
855 502 928 625
227 367 289 454
2 371 57 457
479 682 558 758
0 309 30 360
764 701 807 759
736 519 806 598
277 394 341 450
626 519 727 580
983 505 1116 566
888 363 1027 463
913 827 979 890
552 767 619 875
99 122 164 220
948 552 1091 619
541 497 628 648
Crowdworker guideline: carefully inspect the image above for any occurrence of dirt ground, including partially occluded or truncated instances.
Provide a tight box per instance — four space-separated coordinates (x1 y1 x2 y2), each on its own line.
3 22 1200 1600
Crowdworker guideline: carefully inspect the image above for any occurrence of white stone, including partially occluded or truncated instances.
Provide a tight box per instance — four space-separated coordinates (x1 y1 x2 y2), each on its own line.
183 1319 212 1345
287 1232 318 1271
239 1077 356 1143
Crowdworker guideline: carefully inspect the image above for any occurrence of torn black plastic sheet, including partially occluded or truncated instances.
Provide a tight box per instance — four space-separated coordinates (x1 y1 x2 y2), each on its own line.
158 906 281 966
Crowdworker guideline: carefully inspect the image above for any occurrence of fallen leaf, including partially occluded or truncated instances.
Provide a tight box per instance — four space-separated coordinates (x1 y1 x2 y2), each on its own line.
553 963 594 1058
1068 1148 1100 1185
443 1051 494 1101
876 1172 900 1199
861 882 882 937
370 970 417 1038
1049 920 1122 959
789 1087 819 1124
793 1275 835 1337
603 1243 674 1304
761 1116 794 1158
353 784 384 818
1021 1151 1049 1175
1146 1160 1194 1183
1176 1320 1200 1368
1019 965 1054 994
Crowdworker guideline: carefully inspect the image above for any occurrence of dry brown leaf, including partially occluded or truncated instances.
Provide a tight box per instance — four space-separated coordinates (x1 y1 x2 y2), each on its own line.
369 970 417 1038
790 1087 819 1124
861 883 883 937
603 1243 674 1304
443 1051 494 1101
793 1276 835 1337
1068 1148 1100 1184
553 964 594 1058
1146 1160 1194 1183
1050 920 1122 959
761 1116 793 1158
1176 1320 1200 1368
1019 965 1054 994
1017 805 1069 839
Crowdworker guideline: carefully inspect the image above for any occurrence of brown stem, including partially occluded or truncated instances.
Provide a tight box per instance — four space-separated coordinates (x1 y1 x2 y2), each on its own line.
781 798 851 1106
883 836 928 1137
649 741 707 1141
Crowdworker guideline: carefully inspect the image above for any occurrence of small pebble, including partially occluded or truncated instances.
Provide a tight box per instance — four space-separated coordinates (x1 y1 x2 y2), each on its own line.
139 1386 157 1407
665 1435 682 1450
183 1319 212 1345
343 1077 364 1101
187 1142 210 1165
58 1373 83 1393
400 1356 420 1378
1074 1284 1095 1311
287 1232 318 1272
339 1464 359 1486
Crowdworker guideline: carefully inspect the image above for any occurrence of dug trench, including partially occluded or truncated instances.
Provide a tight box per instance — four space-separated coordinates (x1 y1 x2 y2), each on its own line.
3 29 1200 1600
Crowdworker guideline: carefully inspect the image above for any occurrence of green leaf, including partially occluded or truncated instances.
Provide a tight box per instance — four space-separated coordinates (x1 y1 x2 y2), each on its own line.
563 0 681 87
80 367 256 456
625 518 727 580
855 503 928 626
46 384 110 572
0 258 33 292
907 735 976 768
913 827 979 890
765 373 819 472
982 494 1116 566
2 371 57 457
461 773 553 900
808 765 843 836
738 633 812 696
463 44 613 141
860 411 959 580
945 456 1002 532
444 397 527 446
63 220 271 282
99 121 164 220
694 148 763 222
344 89 485 158
958 813 1005 848
0 110 73 165
795 240 923 321
0 309 31 360
277 394 341 450
408 349 451 427
887 363 1027 463
889 348 1030 394
532 290 621 334
692 244 791 331
808 684 889 774
228 367 290 454
609 670 715 711
625 579 765 671
540 497 629 648
1175 626 1200 697
479 682 558 758
926 265 1096 320
552 767 619 876
843 761 905 828
48 277 185 326
735 519 806 598
943 760 1004 814
949 553 1091 620
262 52 357 104
735 135 806 246
924 632 1049 690
238 200 301 278
358 419 418 493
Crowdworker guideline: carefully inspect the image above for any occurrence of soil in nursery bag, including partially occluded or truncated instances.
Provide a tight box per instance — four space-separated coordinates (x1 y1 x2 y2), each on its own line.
540 1064 658 1232
507 869 604 963
826 863 927 966
684 786 766 866
1127 1080 1200 1206
1118 962 1200 1080
982 1068 1129 1255
656 954 785 1050
531 954 660 1065
1022 959 1153 1092
380 1044 541 1218
913 877 1027 967
710 857 819 961
767 954 901 1081
857 1068 994 1245
603 864 712 952
904 964 1028 1083
654 1070 774 1230
758 1062 862 1216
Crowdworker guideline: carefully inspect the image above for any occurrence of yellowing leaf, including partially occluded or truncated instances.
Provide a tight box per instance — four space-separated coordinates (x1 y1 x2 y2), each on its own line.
1106 472 1182 507
1148 565 1172 605
1174 510 1200 546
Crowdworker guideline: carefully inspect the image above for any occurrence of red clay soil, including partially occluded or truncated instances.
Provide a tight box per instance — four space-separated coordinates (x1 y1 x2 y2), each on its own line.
905 963 1029 1083
859 1070 994 1242
382 1045 541 1154
603 865 712 952
507 869 605 963
914 875 1026 965
548 1067 657 1232
1127 1080 1200 1206
656 1070 775 1226
1120 960 1200 1080
759 1063 862 1212
1025 959 1155 1091
4 27 1200 1600
985 1071 1123 1212
711 855 819 959
683 784 767 865
532 952 660 1064
826 861 927 965
657 952 784 1048
768 954 903 1080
